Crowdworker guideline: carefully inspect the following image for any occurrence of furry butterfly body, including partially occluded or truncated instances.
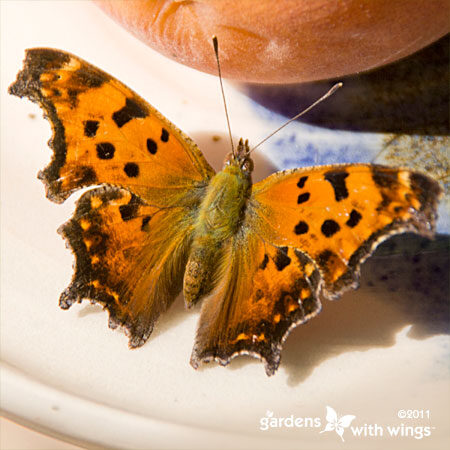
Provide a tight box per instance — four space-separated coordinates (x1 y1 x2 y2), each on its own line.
9 49 442 375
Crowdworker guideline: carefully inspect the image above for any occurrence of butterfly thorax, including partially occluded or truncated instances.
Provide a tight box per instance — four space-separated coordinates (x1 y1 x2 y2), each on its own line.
183 139 253 307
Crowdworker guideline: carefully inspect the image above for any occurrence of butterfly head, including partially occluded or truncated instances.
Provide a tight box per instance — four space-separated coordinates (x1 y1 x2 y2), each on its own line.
225 138 254 175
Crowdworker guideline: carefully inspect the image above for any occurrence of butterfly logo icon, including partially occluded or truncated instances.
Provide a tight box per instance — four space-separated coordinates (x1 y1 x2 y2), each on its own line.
320 406 356 442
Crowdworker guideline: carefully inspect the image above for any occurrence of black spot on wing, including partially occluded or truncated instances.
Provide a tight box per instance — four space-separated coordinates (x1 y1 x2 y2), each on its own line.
119 205 136 221
112 97 148 128
146 138 158 154
297 176 308 188
161 128 169 142
324 170 349 201
96 142 115 159
274 247 291 271
294 221 309 235
119 194 142 221
346 209 362 228
124 162 139 177
297 192 310 204
321 219 340 237
84 120 99 137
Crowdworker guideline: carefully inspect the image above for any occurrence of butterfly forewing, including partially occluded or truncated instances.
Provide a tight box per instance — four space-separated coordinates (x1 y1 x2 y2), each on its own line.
8 48 215 206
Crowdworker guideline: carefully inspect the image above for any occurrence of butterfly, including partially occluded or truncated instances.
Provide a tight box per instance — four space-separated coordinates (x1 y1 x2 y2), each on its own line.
9 48 442 376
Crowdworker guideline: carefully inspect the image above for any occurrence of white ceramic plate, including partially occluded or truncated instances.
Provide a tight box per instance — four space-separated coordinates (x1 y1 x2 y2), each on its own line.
2 2 449 449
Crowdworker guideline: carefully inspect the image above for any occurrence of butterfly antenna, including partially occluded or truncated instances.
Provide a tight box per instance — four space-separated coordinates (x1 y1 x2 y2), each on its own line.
249 82 343 154
213 36 235 156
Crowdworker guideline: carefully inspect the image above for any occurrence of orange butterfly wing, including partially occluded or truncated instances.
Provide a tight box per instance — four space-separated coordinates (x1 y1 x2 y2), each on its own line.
191 231 322 375
250 164 442 297
191 164 442 374
9 48 214 205
59 186 193 347
9 49 214 346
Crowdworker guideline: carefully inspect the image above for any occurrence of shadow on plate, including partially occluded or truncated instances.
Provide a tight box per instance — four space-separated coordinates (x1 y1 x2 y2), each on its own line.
241 36 449 135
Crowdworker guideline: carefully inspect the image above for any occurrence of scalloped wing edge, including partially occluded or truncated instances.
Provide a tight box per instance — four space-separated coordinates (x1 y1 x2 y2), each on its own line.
190 247 324 376
323 170 443 300
190 299 323 376
9 49 72 203
8 48 215 204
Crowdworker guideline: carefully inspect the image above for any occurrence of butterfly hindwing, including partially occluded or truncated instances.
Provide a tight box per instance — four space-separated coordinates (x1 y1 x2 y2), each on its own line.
8 48 215 206
191 228 322 375
59 185 195 347
250 164 442 298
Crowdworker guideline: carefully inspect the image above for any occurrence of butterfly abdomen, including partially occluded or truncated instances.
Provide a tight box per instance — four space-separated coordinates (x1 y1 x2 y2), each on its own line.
183 162 252 306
